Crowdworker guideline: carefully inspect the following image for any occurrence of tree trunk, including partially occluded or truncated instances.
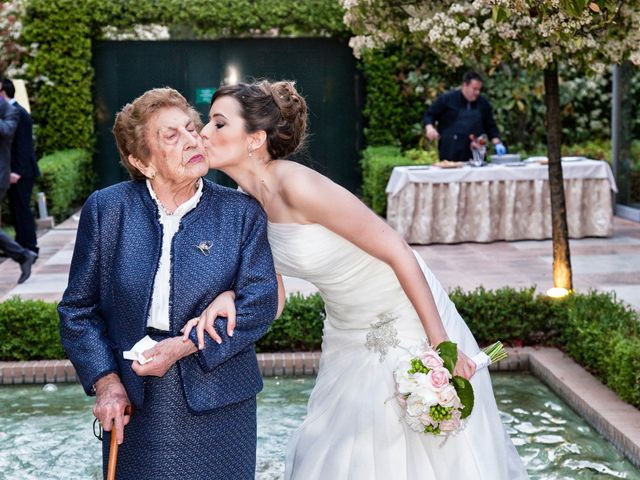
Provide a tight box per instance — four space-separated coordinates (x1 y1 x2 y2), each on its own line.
544 66 573 290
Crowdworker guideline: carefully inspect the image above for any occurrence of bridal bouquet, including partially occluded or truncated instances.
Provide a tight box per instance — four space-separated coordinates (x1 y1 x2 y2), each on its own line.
393 341 507 437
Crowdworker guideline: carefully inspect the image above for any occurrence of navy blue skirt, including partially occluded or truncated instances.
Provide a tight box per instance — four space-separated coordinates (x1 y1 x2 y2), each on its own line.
102 355 257 479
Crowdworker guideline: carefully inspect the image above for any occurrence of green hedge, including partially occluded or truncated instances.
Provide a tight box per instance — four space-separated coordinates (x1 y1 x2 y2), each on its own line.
255 293 325 352
448 287 562 346
0 297 65 361
21 0 347 156
3 289 638 406
36 149 94 222
360 145 437 216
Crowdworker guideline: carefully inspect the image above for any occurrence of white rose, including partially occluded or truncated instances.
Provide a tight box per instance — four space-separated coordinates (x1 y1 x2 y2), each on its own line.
437 384 459 407
413 375 440 407
396 372 417 395
406 395 428 417
405 413 425 433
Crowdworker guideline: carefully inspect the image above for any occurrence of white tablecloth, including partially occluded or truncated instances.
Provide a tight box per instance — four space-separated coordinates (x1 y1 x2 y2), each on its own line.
386 160 617 244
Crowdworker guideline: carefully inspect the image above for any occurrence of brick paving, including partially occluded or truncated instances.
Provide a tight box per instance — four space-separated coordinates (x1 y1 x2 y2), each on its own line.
415 216 640 309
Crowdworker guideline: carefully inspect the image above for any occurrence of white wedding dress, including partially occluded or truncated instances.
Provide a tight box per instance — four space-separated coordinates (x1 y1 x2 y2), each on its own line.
268 222 529 480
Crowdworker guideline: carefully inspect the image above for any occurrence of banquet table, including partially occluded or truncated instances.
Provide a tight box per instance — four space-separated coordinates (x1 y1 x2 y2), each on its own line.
385 159 617 244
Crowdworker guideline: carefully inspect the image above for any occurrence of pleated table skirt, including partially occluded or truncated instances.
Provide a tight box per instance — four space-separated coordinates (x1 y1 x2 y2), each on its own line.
102 364 257 480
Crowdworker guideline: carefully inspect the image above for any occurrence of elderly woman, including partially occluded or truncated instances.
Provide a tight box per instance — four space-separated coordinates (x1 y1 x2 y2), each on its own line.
58 88 278 479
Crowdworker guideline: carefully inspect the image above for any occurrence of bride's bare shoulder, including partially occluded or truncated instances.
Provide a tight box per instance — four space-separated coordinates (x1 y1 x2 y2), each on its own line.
273 161 329 195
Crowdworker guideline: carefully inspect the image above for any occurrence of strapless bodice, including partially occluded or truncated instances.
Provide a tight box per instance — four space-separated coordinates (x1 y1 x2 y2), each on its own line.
267 222 414 329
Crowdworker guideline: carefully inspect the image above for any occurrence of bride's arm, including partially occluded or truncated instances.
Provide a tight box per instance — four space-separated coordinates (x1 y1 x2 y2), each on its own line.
282 166 476 379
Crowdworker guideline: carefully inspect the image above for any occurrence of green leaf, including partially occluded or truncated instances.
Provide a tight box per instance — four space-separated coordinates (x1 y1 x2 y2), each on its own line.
437 341 458 374
452 376 475 419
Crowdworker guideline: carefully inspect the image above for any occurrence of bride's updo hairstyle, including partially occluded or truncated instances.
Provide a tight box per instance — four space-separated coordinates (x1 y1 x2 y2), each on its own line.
211 80 307 159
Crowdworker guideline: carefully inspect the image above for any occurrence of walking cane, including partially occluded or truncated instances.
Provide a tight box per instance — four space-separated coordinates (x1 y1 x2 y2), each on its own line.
107 404 134 480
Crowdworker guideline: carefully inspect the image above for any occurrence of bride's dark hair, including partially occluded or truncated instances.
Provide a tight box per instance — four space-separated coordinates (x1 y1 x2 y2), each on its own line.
211 80 308 159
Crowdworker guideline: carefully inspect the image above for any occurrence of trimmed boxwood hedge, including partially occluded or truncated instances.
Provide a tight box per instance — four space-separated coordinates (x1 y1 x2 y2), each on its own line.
1 288 638 406
36 149 94 222
360 145 436 216
0 297 65 361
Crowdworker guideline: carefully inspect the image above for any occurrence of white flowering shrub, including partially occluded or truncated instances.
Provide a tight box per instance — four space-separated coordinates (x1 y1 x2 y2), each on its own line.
0 0 28 77
341 0 640 73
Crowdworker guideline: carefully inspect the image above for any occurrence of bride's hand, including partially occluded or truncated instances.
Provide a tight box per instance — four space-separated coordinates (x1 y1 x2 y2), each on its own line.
181 290 237 349
454 349 476 380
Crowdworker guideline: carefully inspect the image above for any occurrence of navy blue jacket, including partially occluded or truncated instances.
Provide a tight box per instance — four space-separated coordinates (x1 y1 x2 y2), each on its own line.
58 179 278 413
10 101 39 179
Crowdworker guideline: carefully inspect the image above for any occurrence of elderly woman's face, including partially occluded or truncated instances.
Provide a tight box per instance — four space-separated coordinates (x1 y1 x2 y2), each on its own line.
201 96 252 170
144 106 207 183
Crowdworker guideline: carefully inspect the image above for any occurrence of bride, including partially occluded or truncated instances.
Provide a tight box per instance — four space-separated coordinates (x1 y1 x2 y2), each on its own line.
194 79 528 479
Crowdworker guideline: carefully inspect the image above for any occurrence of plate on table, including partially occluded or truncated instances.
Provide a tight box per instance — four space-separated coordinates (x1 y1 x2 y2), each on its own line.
433 160 464 169
504 162 526 167
561 156 586 162
524 156 548 164
405 165 431 170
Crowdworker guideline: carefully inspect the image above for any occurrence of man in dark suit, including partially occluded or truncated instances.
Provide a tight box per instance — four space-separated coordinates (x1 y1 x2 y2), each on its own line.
2 78 40 255
0 76 37 283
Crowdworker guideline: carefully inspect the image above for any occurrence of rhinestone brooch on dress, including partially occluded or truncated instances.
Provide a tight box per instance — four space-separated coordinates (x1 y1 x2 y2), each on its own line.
365 312 400 362
196 241 212 256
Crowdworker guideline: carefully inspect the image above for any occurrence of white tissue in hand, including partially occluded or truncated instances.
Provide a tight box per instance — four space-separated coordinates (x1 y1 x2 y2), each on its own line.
472 351 492 371
123 335 158 364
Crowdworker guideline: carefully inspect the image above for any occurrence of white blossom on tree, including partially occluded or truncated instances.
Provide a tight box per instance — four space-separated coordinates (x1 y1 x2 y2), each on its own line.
0 0 28 77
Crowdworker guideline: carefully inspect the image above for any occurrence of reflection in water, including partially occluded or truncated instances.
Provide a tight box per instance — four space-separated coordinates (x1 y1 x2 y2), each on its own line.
492 373 640 479
0 373 638 479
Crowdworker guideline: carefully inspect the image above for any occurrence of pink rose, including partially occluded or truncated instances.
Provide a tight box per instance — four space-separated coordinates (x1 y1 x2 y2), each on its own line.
437 384 459 407
420 351 444 370
439 417 461 433
428 367 451 391
419 413 437 427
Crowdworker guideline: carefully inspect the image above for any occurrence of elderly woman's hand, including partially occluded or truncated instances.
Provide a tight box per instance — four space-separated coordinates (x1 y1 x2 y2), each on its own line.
94 373 132 445
181 290 237 350
132 337 197 377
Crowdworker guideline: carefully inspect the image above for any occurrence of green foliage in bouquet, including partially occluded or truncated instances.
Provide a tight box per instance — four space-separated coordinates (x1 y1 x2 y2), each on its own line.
408 357 429 375
436 340 458 375
451 377 474 420
436 340 475 419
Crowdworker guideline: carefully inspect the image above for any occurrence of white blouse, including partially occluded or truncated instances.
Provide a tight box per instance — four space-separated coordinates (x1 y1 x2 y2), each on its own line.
145 179 203 331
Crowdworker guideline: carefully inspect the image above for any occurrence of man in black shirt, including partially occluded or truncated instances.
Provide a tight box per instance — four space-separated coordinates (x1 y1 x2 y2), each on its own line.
423 71 506 162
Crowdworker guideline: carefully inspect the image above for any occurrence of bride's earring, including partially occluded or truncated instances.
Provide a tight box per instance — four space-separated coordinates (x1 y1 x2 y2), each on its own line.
248 144 253 158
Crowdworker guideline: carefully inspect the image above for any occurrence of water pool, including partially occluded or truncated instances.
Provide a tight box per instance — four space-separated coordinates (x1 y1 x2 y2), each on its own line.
0 373 638 479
